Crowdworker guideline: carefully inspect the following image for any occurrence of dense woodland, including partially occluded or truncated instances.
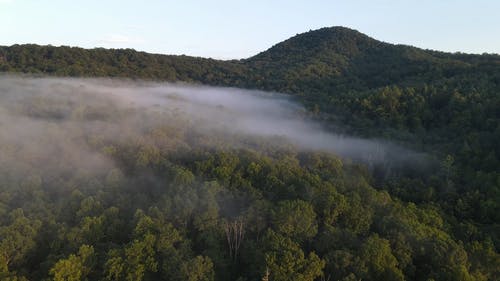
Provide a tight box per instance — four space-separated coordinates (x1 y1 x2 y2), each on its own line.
0 27 499 280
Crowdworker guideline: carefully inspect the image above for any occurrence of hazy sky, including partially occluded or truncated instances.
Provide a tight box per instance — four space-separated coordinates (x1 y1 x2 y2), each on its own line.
1 0 498 59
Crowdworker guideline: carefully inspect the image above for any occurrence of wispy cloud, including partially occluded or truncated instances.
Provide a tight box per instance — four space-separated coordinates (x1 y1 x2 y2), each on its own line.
99 34 145 45
0 76 428 183
123 24 146 31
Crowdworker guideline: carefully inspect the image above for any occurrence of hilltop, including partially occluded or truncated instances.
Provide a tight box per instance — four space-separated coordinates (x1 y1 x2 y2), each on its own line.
1 25 499 233
0 27 499 281
1 27 498 90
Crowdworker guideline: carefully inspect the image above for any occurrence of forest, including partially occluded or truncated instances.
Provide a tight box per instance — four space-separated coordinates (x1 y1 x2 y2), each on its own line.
0 27 499 281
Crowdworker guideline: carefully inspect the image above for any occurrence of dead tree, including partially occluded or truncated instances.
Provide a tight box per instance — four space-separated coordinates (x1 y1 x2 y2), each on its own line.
223 218 245 261
261 267 269 281
320 274 331 281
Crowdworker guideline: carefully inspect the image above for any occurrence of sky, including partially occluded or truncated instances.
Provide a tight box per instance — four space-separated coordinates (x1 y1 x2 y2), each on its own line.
0 0 499 59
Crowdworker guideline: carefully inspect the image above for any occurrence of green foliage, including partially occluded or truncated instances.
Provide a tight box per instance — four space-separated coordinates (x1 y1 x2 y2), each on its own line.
359 235 404 281
0 26 499 280
49 245 95 281
181 256 214 281
271 200 317 243
104 234 158 281
263 230 324 281
0 114 496 280
0 209 41 272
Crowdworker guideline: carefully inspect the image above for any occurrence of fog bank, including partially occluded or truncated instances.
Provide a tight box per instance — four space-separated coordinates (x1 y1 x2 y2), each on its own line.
0 76 424 182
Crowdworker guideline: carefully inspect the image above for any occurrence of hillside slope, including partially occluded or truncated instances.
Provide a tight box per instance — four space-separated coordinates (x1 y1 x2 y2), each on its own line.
1 26 499 244
0 27 499 281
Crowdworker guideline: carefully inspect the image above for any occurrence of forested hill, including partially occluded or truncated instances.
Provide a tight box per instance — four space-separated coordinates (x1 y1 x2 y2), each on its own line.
1 27 499 92
1 27 499 131
245 27 500 94
1 26 499 220
0 43 247 85
0 27 499 281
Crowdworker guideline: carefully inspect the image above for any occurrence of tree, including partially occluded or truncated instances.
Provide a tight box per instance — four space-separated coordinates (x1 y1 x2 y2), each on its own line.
312 183 347 225
104 234 158 281
359 235 404 281
0 209 41 272
263 230 325 281
49 245 95 281
181 256 214 281
271 200 317 243
223 219 245 261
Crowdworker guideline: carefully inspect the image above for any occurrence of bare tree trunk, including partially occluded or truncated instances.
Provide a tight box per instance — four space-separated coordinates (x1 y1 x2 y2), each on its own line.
261 267 269 281
223 218 245 261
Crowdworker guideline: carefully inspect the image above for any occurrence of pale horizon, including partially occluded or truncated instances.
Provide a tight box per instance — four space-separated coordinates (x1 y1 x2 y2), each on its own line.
1 0 499 59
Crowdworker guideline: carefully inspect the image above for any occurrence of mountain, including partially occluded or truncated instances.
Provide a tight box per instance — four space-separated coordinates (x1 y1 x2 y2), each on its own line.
246 27 499 95
0 27 499 281
2 26 498 101
1 25 499 231
0 43 247 85
246 26 436 90
1 27 499 159
0 27 496 79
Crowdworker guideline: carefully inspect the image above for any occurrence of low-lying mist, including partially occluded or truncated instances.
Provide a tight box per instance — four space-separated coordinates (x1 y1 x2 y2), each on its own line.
0 76 425 184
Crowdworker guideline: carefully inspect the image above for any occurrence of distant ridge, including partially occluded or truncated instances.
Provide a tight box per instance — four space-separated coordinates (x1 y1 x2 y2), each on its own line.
0 27 499 247
0 26 498 94
244 26 495 92
249 26 382 62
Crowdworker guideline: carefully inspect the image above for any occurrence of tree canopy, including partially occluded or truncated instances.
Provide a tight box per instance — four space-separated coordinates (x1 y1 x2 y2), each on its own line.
0 26 499 280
